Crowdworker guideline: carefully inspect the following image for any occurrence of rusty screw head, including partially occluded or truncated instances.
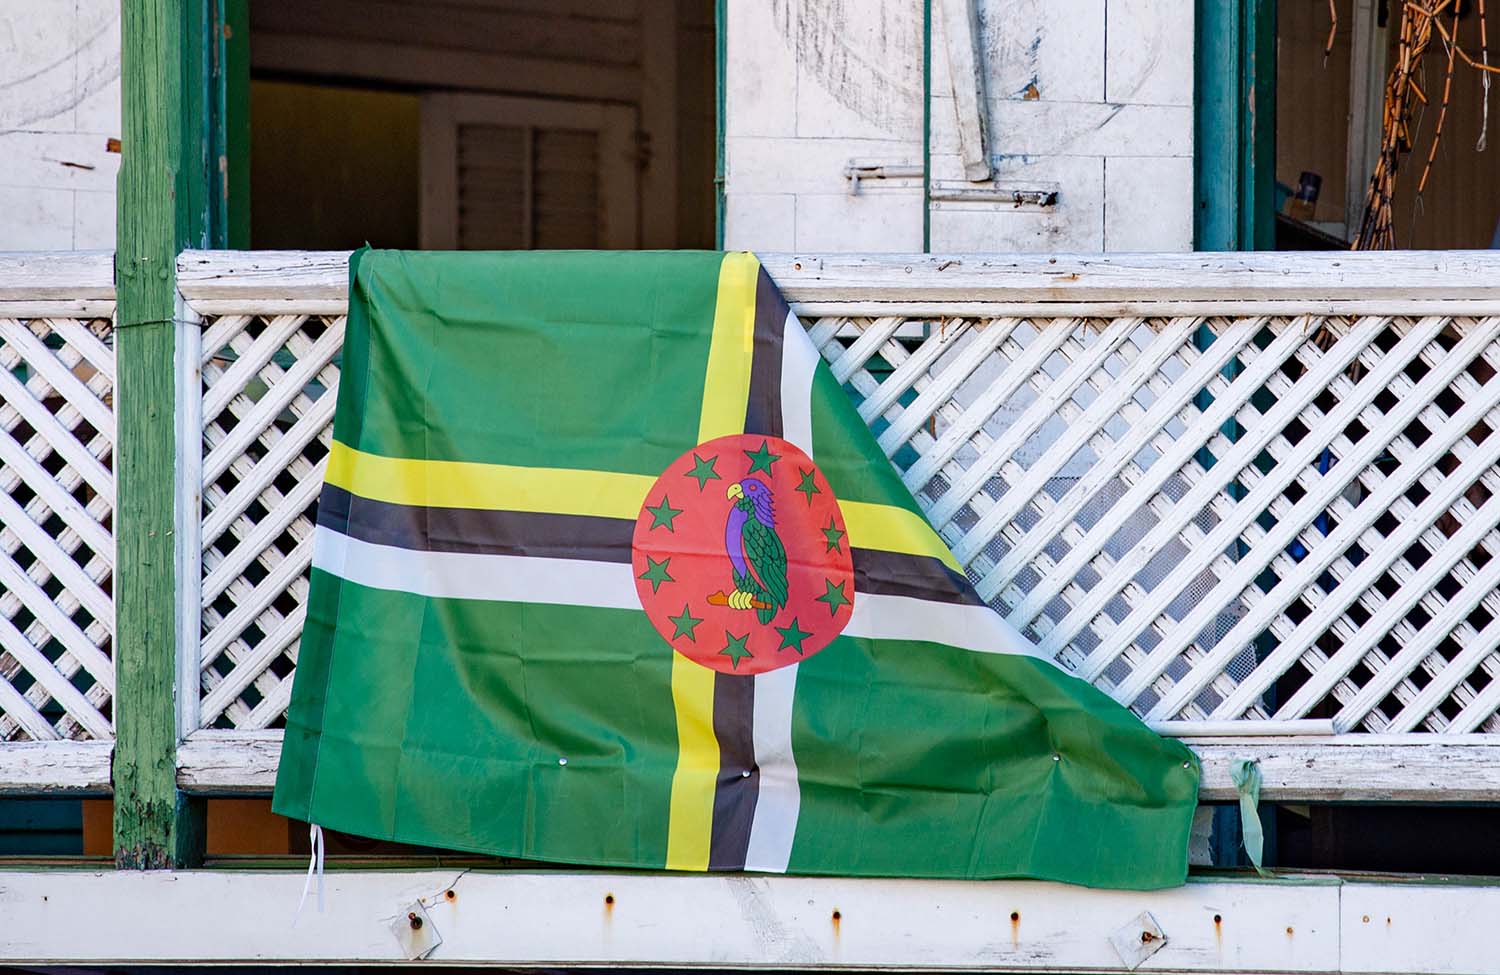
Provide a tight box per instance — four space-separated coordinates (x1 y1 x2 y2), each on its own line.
831 910 842 921
605 894 615 905
408 912 423 930
444 889 456 901
1141 931 1157 944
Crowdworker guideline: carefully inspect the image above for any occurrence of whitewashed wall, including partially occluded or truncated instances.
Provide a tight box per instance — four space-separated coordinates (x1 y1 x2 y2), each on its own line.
0 0 120 250
725 0 1194 252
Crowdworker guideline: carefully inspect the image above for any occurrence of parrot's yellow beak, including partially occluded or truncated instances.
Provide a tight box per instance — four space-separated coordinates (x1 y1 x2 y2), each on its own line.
726 482 743 501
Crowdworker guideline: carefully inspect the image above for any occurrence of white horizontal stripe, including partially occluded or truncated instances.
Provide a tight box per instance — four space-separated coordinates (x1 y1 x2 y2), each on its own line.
313 529 1054 664
744 662 800 874
312 526 641 610
844 592 1055 663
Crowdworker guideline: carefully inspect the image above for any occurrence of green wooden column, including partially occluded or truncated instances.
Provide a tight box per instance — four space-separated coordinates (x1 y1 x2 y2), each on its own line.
1195 0 1278 251
114 0 220 869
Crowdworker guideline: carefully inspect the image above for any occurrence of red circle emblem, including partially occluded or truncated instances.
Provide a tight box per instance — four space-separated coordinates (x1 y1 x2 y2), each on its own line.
632 434 855 674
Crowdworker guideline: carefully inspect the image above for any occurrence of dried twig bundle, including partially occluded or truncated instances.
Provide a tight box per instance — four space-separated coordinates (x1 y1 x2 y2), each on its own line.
1352 0 1499 249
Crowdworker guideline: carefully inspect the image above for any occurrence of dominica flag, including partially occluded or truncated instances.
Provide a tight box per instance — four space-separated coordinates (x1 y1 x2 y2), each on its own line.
273 249 1200 888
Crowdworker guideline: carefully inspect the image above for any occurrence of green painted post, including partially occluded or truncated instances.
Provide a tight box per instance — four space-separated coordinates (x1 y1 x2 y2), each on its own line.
114 0 211 869
219 0 252 248
1195 0 1277 251
714 0 726 249
921 0 931 253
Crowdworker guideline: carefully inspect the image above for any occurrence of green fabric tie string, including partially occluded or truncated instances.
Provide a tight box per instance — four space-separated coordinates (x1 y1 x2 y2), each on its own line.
1230 758 1271 876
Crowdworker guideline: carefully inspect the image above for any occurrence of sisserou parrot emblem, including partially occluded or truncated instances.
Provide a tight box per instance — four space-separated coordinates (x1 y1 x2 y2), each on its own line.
723 478 789 624
632 434 855 675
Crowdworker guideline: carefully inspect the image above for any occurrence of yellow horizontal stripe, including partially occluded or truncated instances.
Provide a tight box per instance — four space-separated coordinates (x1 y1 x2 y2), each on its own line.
324 440 654 519
843 500 963 573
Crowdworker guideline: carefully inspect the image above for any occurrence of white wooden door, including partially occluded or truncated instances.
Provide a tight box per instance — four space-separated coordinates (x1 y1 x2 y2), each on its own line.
419 93 639 249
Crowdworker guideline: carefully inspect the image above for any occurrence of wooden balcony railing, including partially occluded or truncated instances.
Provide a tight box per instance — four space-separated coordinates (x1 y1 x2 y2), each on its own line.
5 248 1500 802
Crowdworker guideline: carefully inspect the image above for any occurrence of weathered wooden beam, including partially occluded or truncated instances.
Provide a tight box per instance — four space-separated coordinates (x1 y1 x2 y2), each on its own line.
113 0 207 869
0 868 1346 970
172 731 1500 804
0 741 113 795
936 0 989 181
177 249 1500 312
250 32 643 103
639 0 679 247
5 865 1500 973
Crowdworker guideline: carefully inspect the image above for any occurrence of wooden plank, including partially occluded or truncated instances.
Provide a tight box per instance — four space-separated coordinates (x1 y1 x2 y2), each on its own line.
0 741 113 795
762 253 1500 303
639 0 679 247
0 866 1347 970
174 731 1500 803
249 0 644 66
176 305 204 738
0 252 115 302
936 0 989 181
1340 883 1498 974
178 251 1500 309
1344 0 1386 240
250 32 642 103
113 0 205 870
1194 737 1500 803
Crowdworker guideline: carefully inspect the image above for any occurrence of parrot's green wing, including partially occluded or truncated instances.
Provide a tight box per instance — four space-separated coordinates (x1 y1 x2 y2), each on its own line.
742 518 789 625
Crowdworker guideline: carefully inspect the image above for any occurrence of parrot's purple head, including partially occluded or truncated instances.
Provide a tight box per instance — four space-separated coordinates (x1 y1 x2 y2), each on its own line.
726 478 776 527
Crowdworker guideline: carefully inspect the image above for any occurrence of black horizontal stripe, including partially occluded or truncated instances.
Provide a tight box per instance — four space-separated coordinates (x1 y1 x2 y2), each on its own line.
316 484 634 564
851 547 986 607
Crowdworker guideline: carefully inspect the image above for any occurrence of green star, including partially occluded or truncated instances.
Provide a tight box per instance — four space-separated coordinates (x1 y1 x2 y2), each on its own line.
794 468 821 505
645 495 683 531
668 604 703 641
816 578 851 616
719 631 754 669
685 453 721 491
822 516 845 553
775 617 813 655
638 556 675 593
744 440 781 476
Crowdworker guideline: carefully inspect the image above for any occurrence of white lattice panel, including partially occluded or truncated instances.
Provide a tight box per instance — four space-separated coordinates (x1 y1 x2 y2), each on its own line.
0 315 115 741
197 313 342 730
811 313 1500 734
173 251 1500 750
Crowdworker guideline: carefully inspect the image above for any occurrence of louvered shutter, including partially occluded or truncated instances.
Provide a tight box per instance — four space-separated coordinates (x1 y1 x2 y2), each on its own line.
420 93 638 249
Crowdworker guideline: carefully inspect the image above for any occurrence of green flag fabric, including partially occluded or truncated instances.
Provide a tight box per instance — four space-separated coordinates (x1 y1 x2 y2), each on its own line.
272 249 1200 888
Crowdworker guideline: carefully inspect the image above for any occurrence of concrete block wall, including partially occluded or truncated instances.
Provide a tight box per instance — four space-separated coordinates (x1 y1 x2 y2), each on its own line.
724 0 926 252
0 0 121 251
726 0 1195 253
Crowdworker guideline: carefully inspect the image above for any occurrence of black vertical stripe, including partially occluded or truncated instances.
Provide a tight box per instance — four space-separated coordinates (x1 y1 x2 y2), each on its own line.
744 267 788 439
707 671 759 870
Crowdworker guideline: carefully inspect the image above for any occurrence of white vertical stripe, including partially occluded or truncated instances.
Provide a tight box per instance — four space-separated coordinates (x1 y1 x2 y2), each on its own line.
743 309 818 873
744 662 801 872
780 311 818 456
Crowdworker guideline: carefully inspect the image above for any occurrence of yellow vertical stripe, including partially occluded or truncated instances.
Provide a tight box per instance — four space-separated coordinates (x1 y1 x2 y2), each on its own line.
695 252 761 442
665 251 760 871
664 657 720 870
